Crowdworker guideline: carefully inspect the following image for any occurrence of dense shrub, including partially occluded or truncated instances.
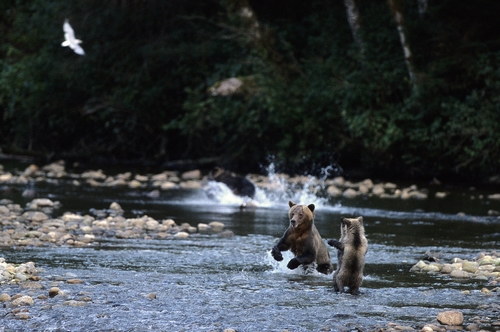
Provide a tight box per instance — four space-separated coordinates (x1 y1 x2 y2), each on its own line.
0 0 499 180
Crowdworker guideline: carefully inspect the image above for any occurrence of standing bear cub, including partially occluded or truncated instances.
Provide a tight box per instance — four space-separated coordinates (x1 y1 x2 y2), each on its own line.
328 216 368 294
271 201 333 274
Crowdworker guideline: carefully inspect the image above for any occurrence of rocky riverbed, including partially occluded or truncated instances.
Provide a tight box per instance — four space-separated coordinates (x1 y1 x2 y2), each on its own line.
2 160 500 331
1 160 500 209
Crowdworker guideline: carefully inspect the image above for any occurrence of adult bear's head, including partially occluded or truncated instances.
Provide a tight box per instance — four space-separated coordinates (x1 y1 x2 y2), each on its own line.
288 200 315 230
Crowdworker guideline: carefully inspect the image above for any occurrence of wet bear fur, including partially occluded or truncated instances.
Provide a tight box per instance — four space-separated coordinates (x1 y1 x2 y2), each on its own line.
208 166 256 199
271 201 333 274
328 216 368 294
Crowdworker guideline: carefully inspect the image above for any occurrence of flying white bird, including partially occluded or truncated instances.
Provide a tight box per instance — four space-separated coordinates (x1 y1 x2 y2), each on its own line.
62 19 85 55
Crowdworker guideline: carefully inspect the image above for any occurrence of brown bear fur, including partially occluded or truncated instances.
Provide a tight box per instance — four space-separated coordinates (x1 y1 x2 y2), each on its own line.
328 216 368 294
271 201 333 274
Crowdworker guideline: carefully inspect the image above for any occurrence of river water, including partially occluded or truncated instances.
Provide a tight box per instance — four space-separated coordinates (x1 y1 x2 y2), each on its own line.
1 165 500 331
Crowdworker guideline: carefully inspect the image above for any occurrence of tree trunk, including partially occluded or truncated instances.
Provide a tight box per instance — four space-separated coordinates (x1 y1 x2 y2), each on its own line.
387 0 418 92
224 0 300 78
417 0 428 17
343 0 365 59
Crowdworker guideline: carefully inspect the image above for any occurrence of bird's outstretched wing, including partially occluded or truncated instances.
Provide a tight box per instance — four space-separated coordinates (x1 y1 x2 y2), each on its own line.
62 19 85 55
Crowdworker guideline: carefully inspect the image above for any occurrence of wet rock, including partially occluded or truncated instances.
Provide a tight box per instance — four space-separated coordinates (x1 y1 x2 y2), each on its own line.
81 170 106 180
49 287 62 298
78 295 92 302
0 293 11 302
462 261 479 273
372 184 385 196
160 181 177 190
198 223 209 232
440 264 454 274
14 312 30 320
20 281 43 289
181 169 201 180
437 310 463 326
449 270 470 279
179 180 202 189
63 300 86 306
22 211 49 222
209 221 225 232
326 185 342 197
11 295 34 306
144 218 160 231
342 188 357 199
145 293 156 299
487 193 500 200
218 230 234 238
174 231 189 239
128 180 143 188
435 192 448 198
67 278 83 284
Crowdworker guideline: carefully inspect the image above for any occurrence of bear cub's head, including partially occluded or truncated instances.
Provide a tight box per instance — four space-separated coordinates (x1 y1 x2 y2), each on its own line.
340 216 363 235
288 200 315 230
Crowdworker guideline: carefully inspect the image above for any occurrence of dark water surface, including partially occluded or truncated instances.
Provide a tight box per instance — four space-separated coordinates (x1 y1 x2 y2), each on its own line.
1 165 500 331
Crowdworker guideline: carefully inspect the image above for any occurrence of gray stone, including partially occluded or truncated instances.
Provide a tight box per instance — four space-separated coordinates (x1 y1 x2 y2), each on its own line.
437 310 464 326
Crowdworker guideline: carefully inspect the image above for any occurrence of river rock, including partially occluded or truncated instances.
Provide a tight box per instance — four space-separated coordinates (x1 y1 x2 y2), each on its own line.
326 185 342 197
160 181 177 190
174 231 189 239
63 300 86 306
20 281 43 289
197 223 209 232
0 293 11 302
209 221 225 232
450 270 470 279
67 278 83 284
144 218 160 230
11 295 34 306
181 169 201 180
179 180 202 189
437 310 463 326
462 261 479 273
342 188 357 199
487 193 500 200
49 287 62 298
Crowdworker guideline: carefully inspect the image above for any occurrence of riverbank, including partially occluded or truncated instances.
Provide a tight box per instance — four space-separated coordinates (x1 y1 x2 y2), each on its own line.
2 160 500 331
1 160 500 213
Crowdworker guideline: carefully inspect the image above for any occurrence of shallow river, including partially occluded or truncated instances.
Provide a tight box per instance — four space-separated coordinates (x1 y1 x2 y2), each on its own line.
1 166 500 331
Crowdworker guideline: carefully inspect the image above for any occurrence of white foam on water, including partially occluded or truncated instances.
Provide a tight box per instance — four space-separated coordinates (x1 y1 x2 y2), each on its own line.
264 250 331 277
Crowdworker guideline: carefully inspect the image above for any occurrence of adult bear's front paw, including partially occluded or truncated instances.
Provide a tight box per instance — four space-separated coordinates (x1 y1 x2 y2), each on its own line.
287 258 300 270
271 246 283 261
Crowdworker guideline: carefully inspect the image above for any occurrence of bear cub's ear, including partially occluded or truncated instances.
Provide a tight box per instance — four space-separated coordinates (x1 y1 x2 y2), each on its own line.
307 204 315 213
341 217 351 226
357 216 363 224
288 201 296 208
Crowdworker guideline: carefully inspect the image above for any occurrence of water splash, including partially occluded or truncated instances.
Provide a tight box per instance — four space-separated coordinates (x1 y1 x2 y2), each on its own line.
264 250 330 277
255 162 330 207
202 162 332 208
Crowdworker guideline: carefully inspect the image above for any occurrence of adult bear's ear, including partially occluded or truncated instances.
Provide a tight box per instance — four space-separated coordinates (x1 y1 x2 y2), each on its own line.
288 201 296 208
307 204 315 213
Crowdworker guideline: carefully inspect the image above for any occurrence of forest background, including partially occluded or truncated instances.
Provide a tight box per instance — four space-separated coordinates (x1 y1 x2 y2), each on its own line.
0 0 499 183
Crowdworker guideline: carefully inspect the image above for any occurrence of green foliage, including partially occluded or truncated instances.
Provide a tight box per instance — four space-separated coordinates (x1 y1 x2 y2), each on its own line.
0 0 499 180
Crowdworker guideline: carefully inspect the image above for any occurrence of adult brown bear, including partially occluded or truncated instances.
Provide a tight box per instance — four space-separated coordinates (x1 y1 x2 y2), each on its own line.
328 216 368 294
271 201 333 274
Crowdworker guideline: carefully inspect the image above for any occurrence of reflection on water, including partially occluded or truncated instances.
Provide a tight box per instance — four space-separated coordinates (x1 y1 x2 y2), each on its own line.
1 167 500 331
